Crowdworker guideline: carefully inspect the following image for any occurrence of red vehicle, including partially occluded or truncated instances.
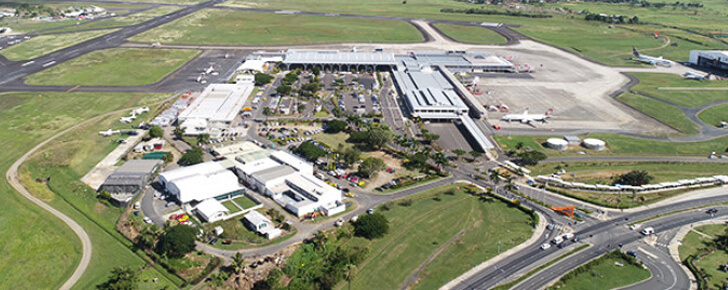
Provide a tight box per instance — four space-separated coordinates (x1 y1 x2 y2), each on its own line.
342 173 350 179
387 168 394 173
350 177 359 183
492 124 501 130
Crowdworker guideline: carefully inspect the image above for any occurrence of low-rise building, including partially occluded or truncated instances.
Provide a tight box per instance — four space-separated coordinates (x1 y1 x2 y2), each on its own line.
243 211 282 239
159 162 244 204
194 198 230 223
177 83 254 136
99 159 162 205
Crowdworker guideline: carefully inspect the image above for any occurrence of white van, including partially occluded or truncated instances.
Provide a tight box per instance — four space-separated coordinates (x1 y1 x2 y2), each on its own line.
641 227 654 236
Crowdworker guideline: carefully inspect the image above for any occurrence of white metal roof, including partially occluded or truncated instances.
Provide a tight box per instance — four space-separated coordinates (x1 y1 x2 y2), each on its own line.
237 60 267 72
195 199 230 221
270 151 313 174
284 49 396 65
239 158 282 176
178 83 254 123
171 170 241 203
159 162 226 184
244 210 271 227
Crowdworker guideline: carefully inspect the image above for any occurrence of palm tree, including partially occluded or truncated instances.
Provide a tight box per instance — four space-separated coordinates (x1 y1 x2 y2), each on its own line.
173 125 184 140
489 170 501 194
504 176 515 192
312 230 329 251
197 133 210 145
344 264 358 290
469 150 483 162
231 252 245 275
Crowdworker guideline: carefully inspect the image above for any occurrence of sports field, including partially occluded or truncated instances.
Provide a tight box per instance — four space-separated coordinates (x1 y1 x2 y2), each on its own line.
698 103 728 127
341 184 534 289
25 48 200 86
129 9 424 45
432 23 507 44
0 92 170 289
630 73 728 107
0 29 117 61
616 93 698 135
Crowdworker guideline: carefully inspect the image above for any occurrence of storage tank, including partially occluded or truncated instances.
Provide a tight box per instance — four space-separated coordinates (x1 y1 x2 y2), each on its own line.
546 138 568 150
583 138 606 150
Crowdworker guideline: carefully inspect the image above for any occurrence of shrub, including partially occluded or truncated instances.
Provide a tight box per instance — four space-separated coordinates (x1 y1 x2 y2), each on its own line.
353 213 389 239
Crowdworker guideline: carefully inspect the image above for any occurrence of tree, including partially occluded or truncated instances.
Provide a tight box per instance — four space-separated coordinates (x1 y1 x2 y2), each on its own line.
367 128 392 149
294 142 326 161
173 125 184 140
254 73 274 86
423 133 440 143
311 230 329 251
613 170 654 186
162 152 174 164
97 266 138 290
139 225 162 249
157 225 198 257
515 142 524 150
406 152 429 172
516 150 547 166
276 85 292 95
452 149 466 160
489 170 501 194
312 67 321 76
178 147 204 165
343 148 361 166
469 150 483 161
196 133 210 145
148 125 163 138
344 264 358 290
353 213 389 239
325 120 348 133
263 107 272 116
231 252 245 275
358 157 385 178
297 104 306 113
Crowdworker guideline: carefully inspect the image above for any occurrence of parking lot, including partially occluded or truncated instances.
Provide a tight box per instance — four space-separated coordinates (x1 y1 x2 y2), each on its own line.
425 122 477 154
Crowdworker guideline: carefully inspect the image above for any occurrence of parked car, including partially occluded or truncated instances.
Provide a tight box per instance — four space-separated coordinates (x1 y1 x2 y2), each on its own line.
143 217 153 224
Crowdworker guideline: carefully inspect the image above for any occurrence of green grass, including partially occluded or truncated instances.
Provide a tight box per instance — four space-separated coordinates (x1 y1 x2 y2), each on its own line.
0 92 169 289
201 214 295 250
617 93 699 135
679 224 728 289
341 184 534 289
129 9 424 45
493 244 589 290
493 133 728 157
698 103 728 127
313 132 353 151
0 29 118 61
630 73 728 107
432 23 507 44
221 200 241 213
25 48 200 86
232 195 259 210
548 186 694 209
46 6 183 33
531 161 728 184
549 252 650 290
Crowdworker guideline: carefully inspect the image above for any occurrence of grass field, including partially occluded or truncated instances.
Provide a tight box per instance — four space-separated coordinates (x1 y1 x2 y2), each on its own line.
531 162 728 184
222 200 241 213
493 133 728 157
0 91 170 289
232 195 259 209
0 2 146 33
630 73 728 107
550 186 692 209
46 6 182 33
129 9 424 45
698 103 728 127
202 215 296 250
25 48 199 86
549 252 650 290
679 224 728 289
340 184 534 289
432 23 507 44
0 29 117 61
312 132 353 151
616 92 699 135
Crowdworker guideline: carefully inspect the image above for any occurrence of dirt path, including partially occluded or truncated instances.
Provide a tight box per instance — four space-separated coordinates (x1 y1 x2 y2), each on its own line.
5 97 176 289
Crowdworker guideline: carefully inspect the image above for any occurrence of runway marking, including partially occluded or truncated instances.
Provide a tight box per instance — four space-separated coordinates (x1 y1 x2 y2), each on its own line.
66 85 81 93
42 60 56 67
22 60 35 66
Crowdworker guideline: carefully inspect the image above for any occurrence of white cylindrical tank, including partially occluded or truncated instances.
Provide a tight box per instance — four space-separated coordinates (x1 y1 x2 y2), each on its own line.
546 138 568 150
583 138 606 150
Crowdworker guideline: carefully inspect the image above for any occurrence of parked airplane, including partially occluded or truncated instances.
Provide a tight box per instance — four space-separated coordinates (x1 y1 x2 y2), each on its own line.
683 71 710 80
133 107 150 115
98 129 121 136
502 108 554 124
632 47 674 67
120 114 136 123
204 65 214 75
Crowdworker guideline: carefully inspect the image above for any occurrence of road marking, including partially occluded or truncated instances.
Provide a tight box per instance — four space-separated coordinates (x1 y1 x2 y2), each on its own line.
22 60 35 66
638 247 658 259
66 85 81 93
42 61 56 67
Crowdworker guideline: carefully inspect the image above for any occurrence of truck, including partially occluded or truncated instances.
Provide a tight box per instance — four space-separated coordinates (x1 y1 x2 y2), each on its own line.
551 236 564 245
563 232 575 241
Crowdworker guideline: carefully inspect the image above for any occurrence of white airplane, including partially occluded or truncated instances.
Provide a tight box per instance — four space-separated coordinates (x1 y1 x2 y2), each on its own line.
133 107 150 115
502 108 554 124
632 47 674 67
98 129 121 136
204 65 214 75
683 71 710 80
120 113 137 123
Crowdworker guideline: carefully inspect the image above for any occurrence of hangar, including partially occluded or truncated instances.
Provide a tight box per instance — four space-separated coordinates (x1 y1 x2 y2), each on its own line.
689 50 728 73
177 82 254 136
99 159 162 205
159 162 244 204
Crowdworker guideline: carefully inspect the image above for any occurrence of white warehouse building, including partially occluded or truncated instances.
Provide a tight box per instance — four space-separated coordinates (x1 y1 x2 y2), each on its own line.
178 83 254 136
214 142 345 217
159 162 244 204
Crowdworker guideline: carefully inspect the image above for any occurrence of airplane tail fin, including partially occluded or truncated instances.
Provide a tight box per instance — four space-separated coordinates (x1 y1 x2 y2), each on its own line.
545 108 554 116
632 46 640 57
